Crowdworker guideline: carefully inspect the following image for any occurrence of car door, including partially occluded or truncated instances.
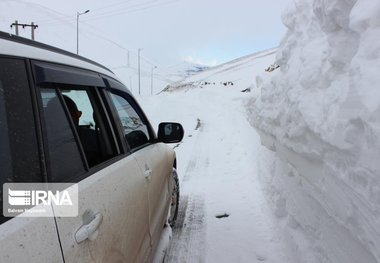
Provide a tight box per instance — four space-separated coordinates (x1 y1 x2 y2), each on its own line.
33 62 151 262
54 158 151 263
106 87 172 251
0 57 63 262
132 143 172 251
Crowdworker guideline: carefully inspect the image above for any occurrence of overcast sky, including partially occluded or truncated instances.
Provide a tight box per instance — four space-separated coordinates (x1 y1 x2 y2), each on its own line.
0 0 292 92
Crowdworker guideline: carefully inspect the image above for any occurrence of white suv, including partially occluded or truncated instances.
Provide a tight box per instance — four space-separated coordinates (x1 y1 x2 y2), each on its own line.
0 31 183 262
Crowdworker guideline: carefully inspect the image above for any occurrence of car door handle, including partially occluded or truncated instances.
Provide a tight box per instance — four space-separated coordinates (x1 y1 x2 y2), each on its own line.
144 168 152 179
75 213 103 244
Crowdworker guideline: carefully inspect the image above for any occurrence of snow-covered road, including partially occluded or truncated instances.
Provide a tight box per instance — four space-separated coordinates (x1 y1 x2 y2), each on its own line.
139 83 297 262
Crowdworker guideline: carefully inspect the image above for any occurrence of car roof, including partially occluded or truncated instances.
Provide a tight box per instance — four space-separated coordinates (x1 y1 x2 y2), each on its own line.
0 31 116 80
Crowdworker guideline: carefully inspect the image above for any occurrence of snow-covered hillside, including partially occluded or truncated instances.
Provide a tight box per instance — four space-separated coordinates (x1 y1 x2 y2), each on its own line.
162 48 277 93
248 0 380 262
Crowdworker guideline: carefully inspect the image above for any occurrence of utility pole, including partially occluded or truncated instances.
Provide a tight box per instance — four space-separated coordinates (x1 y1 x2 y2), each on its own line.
138 48 142 95
11 20 19 36
129 76 133 94
10 21 38 40
31 22 36 40
151 66 157 95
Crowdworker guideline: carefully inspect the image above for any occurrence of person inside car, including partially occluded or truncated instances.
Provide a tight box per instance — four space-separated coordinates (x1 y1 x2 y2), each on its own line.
63 95 102 167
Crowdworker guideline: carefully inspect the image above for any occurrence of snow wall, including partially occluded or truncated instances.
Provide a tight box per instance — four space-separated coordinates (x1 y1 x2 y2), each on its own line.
247 0 380 262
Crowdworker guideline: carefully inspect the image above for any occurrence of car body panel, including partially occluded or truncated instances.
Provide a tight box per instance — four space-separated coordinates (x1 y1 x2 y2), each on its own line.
0 215 63 262
53 156 151 263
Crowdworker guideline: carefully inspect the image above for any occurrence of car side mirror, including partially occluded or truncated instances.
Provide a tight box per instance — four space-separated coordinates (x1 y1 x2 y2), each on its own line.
157 122 184 143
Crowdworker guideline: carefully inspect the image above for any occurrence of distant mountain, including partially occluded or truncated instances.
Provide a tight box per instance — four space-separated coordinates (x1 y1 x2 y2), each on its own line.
181 63 209 77
162 48 278 93
165 62 209 79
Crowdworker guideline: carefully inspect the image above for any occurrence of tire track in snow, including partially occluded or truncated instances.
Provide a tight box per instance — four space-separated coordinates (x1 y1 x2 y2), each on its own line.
165 118 210 263
164 195 206 263
182 119 209 183
165 118 208 262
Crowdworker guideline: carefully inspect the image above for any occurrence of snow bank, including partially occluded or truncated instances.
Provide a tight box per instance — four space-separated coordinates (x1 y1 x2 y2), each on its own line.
248 0 380 262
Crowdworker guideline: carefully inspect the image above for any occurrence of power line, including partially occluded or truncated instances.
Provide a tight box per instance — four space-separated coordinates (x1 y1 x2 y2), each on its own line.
8 0 180 77
85 0 179 21
85 0 161 19
89 0 135 12
37 15 74 25
12 0 74 25
111 65 176 84
36 0 179 26
71 24 179 76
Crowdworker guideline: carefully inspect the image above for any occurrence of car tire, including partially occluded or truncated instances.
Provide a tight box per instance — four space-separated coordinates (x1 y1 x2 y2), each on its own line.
168 168 179 227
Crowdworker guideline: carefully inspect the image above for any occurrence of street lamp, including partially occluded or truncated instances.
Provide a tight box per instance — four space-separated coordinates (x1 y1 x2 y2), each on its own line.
76 9 90 54
151 66 157 95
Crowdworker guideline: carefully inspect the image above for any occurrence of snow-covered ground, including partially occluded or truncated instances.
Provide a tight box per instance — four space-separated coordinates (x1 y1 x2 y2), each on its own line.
138 1 380 262
138 50 302 262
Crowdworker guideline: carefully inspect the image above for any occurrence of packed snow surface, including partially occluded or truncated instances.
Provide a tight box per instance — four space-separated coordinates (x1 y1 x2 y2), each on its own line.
248 0 380 262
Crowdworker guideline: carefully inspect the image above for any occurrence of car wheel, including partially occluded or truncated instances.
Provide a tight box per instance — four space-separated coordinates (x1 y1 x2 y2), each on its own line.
168 168 179 227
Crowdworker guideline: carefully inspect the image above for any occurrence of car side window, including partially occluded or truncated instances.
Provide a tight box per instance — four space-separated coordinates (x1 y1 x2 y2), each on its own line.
61 87 118 167
109 92 151 150
40 89 86 182
0 58 42 223
40 85 119 182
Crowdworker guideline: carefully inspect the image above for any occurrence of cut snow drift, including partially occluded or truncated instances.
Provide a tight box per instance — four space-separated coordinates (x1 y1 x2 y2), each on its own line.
248 0 380 262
